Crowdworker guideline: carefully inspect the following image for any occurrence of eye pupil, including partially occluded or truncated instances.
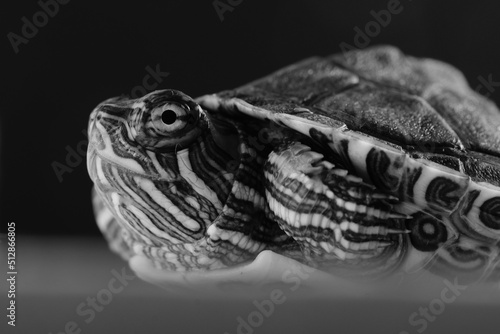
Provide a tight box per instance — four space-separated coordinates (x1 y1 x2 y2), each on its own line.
161 109 177 125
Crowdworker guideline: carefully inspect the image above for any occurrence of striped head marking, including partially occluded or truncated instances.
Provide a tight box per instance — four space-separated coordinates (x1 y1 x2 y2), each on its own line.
87 90 234 246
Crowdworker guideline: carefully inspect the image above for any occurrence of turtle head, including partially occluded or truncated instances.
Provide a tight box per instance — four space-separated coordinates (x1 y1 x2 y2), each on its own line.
87 89 234 248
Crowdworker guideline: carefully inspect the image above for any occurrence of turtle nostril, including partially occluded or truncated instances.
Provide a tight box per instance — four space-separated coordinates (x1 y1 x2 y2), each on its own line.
161 109 177 125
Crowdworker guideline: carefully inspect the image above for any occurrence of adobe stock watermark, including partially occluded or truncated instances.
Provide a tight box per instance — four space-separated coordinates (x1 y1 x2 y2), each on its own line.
51 64 169 182
7 0 71 54
48 267 136 334
474 74 500 98
398 277 468 334
339 0 405 56
223 262 316 334
129 64 170 99
213 0 244 22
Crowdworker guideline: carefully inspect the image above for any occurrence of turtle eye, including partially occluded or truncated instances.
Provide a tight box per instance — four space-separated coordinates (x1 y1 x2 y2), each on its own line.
133 90 203 151
151 103 194 134
161 109 177 125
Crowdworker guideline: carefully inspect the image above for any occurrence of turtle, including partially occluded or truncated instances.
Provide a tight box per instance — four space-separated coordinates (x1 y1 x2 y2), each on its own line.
87 45 500 284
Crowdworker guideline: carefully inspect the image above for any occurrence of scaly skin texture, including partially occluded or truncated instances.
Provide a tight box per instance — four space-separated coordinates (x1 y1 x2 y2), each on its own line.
263 143 409 277
88 90 302 271
88 46 500 282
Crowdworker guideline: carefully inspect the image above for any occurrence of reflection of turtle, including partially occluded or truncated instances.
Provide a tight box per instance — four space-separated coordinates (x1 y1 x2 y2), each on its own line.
87 45 500 282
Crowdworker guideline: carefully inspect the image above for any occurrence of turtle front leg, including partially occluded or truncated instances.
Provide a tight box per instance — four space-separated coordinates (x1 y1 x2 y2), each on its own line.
264 142 409 276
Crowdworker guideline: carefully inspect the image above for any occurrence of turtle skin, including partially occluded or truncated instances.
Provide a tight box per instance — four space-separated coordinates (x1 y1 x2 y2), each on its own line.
87 45 500 283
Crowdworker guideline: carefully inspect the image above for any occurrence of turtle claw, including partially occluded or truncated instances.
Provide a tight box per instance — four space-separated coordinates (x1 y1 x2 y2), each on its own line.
297 150 324 168
288 143 312 155
317 160 336 170
301 165 324 176
330 168 348 177
345 174 365 184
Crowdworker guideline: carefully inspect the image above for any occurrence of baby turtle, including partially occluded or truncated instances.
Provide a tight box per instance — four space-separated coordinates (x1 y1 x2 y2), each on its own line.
87 45 500 282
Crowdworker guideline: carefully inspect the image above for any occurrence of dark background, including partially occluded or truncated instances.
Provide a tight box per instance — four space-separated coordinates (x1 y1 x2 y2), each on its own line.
3 0 500 236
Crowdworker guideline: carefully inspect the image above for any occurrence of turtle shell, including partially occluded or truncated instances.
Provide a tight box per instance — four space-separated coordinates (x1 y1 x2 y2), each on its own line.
90 45 500 287
193 45 500 281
